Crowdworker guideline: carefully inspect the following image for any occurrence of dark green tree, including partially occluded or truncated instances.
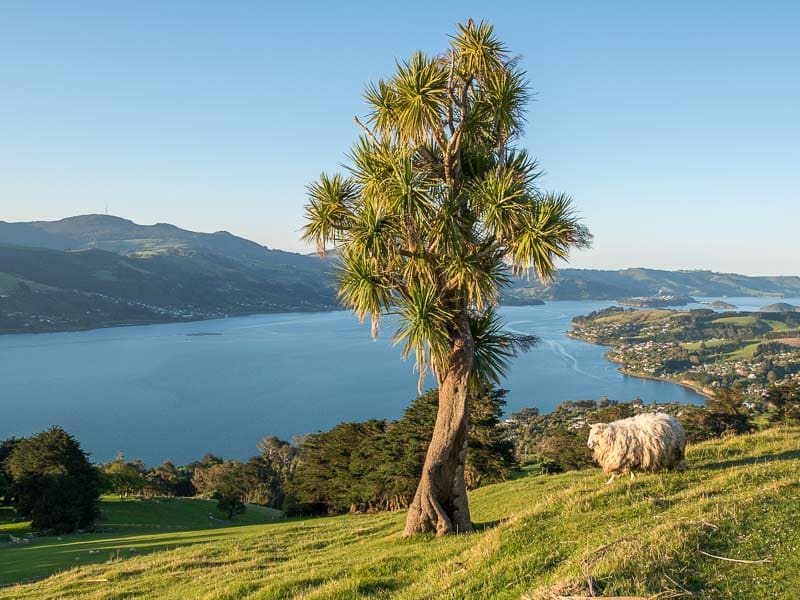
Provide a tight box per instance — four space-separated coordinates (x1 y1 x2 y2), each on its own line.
0 437 20 504
379 388 516 495
217 494 246 520
291 388 517 514
674 389 753 442
291 421 387 513
703 388 754 437
465 388 517 488
764 381 800 425
7 427 100 533
211 466 249 519
536 427 594 472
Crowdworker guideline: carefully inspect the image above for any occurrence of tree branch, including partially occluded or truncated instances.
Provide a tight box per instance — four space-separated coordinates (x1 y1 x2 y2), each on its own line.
446 51 456 135
353 115 381 145
431 128 448 157
446 76 472 183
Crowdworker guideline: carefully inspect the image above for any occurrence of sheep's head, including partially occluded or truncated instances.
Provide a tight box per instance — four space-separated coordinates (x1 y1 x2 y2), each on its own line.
587 423 609 450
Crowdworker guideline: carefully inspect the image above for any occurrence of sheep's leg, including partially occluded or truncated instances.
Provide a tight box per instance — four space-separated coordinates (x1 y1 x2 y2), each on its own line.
605 474 616 485
630 472 636 481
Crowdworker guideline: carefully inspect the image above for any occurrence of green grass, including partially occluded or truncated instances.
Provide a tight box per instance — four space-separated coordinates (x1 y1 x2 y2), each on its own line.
682 338 728 351
0 498 283 587
0 507 32 538
594 309 678 325
684 337 775 360
728 341 761 359
2 428 799 598
0 272 21 294
763 319 795 333
711 315 758 326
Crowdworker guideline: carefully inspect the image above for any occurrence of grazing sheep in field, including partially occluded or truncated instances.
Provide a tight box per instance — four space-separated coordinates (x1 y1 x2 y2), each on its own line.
587 413 687 484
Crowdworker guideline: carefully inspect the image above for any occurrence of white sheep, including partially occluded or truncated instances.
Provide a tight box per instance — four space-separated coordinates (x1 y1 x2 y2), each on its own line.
587 412 687 484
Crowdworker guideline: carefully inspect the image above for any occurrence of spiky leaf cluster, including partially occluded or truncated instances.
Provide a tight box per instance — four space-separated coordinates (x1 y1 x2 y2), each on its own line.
303 20 590 386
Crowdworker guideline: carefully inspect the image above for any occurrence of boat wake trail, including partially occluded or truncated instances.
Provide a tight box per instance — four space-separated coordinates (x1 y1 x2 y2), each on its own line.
543 339 608 383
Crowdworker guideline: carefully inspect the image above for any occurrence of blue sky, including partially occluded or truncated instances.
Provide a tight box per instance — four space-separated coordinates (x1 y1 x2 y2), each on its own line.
1 1 798 275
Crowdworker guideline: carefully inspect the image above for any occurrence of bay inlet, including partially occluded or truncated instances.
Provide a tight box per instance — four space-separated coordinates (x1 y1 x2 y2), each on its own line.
0 301 707 464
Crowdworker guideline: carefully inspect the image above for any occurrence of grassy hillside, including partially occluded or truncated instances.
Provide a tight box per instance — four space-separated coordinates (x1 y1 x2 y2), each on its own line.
2 427 798 598
0 215 342 333
0 244 337 333
3 216 799 334
0 498 283 587
505 267 800 302
1 215 311 266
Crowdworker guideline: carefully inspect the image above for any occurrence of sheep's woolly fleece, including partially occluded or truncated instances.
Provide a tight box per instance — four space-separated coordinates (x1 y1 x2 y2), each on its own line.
587 413 687 482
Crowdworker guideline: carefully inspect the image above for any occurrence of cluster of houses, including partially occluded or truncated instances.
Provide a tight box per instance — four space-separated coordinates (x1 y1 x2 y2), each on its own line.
572 308 800 400
92 292 206 319
571 314 676 345
609 340 681 375
606 337 800 397
684 349 800 397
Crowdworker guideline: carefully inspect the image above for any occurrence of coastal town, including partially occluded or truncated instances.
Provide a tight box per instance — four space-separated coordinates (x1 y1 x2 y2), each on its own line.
570 305 800 399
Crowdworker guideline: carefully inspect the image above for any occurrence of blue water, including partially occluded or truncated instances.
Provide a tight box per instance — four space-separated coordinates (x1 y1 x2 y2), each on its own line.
2 297 793 465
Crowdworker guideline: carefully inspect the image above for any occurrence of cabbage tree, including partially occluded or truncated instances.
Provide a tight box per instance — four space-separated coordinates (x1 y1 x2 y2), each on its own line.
302 20 590 536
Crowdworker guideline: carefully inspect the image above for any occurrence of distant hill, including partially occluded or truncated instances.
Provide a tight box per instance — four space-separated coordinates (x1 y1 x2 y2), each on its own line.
0 244 337 333
0 214 314 267
503 267 800 302
0 216 338 333
701 300 738 309
1 215 799 333
761 302 800 313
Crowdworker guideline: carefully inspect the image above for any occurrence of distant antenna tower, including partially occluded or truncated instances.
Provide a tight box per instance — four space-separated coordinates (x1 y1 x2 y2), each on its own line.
104 203 108 215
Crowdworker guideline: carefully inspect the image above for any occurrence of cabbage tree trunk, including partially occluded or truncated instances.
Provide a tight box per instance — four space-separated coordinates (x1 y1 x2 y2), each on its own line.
403 314 474 536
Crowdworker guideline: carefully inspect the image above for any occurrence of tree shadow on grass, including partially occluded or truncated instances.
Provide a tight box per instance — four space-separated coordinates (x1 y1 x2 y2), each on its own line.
472 519 505 533
356 578 401 595
0 526 257 587
699 449 800 472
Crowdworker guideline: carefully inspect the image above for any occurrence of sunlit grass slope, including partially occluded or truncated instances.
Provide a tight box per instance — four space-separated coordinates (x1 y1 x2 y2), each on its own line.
3 427 799 599
0 498 282 587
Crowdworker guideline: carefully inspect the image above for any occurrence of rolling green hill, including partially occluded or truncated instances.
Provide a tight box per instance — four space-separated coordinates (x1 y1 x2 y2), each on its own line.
0 497 283 587
0 215 343 333
2 427 798 598
2 215 799 334
504 267 800 302
0 244 337 333
762 302 800 313
1 215 310 265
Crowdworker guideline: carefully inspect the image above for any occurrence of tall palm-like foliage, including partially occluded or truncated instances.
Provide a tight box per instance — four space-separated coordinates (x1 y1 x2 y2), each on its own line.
303 20 590 536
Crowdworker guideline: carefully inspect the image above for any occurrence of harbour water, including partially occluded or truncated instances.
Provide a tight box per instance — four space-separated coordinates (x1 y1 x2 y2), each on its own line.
3 299 778 464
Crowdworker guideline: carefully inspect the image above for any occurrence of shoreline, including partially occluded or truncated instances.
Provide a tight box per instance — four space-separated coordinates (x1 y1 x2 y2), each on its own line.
615 365 713 400
0 306 343 337
569 331 713 401
0 300 554 338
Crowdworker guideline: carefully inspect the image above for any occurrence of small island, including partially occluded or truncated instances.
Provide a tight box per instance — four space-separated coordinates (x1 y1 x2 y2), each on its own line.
761 302 800 313
700 300 737 309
